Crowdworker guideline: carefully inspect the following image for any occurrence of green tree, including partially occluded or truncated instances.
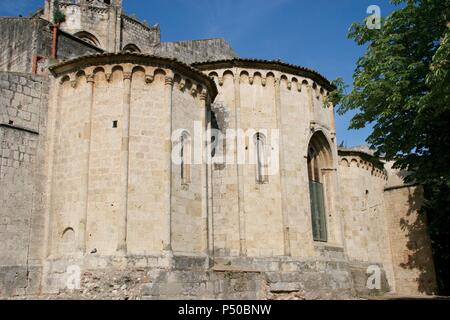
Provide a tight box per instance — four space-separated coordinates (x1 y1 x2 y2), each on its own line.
331 0 450 294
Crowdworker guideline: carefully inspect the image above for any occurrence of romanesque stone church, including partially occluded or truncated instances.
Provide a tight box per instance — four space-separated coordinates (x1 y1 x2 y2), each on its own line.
0 0 437 299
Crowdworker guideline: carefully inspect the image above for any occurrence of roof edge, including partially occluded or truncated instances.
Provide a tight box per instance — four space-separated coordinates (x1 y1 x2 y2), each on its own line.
192 58 336 91
48 52 218 99
338 147 386 167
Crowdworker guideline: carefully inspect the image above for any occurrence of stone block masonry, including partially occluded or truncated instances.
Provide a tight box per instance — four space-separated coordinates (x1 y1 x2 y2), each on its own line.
158 39 237 64
0 17 103 74
0 71 49 296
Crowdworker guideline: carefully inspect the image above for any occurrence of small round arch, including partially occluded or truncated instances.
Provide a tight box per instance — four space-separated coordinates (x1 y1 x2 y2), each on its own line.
222 70 235 78
122 43 141 53
61 227 75 241
74 31 101 48
208 71 219 79
340 158 350 167
253 71 262 78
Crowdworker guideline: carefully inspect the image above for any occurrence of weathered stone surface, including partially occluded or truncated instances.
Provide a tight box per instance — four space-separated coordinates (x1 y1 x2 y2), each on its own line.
158 39 237 64
0 72 49 297
0 18 103 74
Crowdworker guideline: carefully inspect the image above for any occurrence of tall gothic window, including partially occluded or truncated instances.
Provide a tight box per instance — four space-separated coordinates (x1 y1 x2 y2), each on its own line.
254 133 268 184
307 132 331 242
180 132 191 185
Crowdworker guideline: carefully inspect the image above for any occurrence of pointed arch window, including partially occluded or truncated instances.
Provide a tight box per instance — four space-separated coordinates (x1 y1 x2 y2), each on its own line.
307 133 331 242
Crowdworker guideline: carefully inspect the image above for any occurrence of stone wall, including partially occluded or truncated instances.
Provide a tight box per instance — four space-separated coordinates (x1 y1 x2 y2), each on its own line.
40 250 361 300
121 15 160 53
0 18 39 73
0 17 103 74
383 163 437 295
51 2 119 52
199 63 341 260
57 30 104 60
337 153 438 296
158 39 237 64
170 81 207 256
0 72 49 296
337 151 396 289
41 54 216 293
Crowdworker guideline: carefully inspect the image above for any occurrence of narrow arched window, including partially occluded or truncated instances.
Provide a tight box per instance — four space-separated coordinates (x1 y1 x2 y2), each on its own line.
307 133 330 242
180 132 191 185
254 133 268 184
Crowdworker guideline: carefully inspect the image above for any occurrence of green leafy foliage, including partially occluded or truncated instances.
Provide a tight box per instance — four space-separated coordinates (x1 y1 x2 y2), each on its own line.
53 0 66 25
331 0 450 294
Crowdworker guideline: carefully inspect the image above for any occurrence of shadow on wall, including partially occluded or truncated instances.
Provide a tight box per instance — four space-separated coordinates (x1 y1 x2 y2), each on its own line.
422 182 450 296
398 186 437 295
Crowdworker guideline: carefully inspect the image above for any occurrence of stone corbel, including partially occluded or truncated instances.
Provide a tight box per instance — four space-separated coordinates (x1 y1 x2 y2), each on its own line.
178 79 186 91
249 77 254 85
218 77 224 86
165 76 174 87
122 63 134 81
297 82 302 92
330 131 336 142
145 74 154 84
70 79 77 88
274 78 280 88
102 65 113 83
261 77 267 87
191 86 198 97
123 72 132 81
59 77 68 85
287 81 292 90
86 74 95 83
199 89 208 101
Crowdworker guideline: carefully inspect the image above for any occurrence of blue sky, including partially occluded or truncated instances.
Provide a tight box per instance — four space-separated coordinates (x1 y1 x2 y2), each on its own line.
0 0 399 147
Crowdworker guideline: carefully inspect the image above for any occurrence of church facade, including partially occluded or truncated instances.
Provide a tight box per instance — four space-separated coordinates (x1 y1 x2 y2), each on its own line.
0 0 437 299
